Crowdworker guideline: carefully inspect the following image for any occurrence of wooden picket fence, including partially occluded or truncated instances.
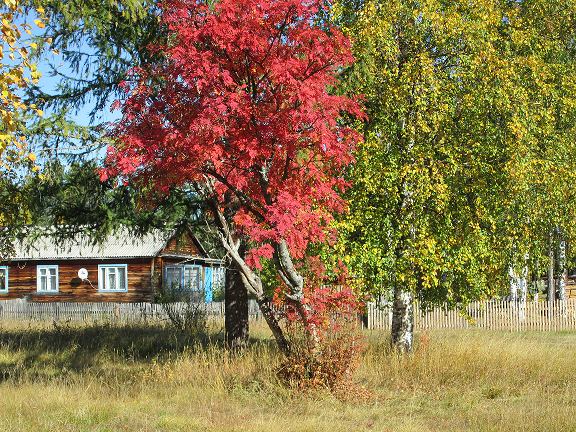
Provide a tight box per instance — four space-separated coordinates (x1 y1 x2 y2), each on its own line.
0 299 265 324
2 299 576 332
367 299 576 332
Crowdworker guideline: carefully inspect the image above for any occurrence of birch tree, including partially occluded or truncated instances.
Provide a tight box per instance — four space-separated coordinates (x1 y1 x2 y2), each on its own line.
333 0 576 352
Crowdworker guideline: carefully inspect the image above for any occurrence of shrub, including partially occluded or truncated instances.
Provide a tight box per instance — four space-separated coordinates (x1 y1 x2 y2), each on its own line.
277 316 365 391
155 280 208 335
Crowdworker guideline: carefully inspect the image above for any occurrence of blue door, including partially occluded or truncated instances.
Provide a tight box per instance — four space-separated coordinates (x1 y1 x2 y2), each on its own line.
204 267 213 302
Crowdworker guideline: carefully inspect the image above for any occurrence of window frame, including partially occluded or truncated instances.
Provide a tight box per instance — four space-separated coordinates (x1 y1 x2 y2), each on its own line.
0 266 8 293
37 265 59 293
211 266 226 291
164 264 203 292
98 264 128 293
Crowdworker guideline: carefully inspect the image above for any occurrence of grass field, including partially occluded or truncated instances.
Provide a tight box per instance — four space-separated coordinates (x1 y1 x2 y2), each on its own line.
0 319 575 432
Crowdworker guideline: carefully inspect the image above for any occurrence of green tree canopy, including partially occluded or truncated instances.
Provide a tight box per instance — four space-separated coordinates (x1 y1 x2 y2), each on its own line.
333 0 576 351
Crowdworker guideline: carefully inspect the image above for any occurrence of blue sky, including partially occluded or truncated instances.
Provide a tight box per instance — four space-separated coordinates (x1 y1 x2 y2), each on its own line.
9 10 121 166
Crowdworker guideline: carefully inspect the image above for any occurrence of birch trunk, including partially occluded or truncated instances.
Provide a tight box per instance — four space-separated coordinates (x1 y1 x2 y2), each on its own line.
557 237 567 301
508 266 519 303
388 20 416 356
390 286 414 354
548 237 555 303
519 264 528 322
532 269 539 303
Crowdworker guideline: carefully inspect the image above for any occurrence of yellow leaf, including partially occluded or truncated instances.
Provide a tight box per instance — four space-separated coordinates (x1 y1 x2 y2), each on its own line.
28 152 36 162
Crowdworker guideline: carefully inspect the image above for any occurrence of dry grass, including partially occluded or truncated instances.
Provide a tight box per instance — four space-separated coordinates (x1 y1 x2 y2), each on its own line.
0 319 575 431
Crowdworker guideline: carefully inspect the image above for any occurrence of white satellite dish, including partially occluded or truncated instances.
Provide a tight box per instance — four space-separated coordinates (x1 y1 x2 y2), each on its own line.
78 268 88 280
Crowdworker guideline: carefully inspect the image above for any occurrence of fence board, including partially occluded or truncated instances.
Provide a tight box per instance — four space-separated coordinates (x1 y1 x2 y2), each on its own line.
2 299 576 332
0 299 266 324
366 299 576 332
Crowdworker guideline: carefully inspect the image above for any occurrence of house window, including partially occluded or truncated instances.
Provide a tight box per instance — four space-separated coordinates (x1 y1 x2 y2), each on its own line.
212 266 225 291
0 267 7 293
37 265 58 293
98 264 128 292
165 265 202 291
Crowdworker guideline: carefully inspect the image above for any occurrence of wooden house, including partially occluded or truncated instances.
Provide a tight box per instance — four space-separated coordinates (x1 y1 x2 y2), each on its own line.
0 227 225 303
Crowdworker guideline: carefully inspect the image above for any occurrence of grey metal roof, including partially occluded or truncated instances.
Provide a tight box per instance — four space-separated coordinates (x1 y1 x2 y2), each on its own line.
9 227 176 260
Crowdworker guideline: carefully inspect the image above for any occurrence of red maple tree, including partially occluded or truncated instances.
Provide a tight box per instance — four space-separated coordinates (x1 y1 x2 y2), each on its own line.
102 0 363 354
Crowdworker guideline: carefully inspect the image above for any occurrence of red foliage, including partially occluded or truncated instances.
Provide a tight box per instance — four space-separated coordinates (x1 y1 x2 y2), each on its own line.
101 0 363 265
275 260 367 390
273 256 365 334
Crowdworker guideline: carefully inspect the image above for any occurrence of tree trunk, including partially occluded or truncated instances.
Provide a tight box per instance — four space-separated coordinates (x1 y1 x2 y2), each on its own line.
225 264 249 351
519 264 528 321
256 293 291 356
532 260 540 302
509 262 527 320
548 239 555 303
532 267 539 303
508 266 519 303
557 236 567 301
203 185 290 356
390 286 414 354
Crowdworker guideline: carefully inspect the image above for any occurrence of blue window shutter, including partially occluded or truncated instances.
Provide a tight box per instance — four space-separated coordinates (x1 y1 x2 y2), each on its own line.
204 267 213 302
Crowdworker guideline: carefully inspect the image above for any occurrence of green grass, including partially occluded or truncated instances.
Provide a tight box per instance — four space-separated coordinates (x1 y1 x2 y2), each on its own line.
1 319 576 431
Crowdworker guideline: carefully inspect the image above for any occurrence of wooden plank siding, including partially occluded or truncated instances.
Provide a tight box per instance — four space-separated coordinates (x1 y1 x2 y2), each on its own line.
2 258 153 303
566 278 576 299
162 233 204 256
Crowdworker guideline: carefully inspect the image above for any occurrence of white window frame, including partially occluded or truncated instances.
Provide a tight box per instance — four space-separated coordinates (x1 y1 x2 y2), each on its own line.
37 265 59 293
212 266 225 291
165 265 183 291
98 264 128 293
0 266 7 293
165 265 202 291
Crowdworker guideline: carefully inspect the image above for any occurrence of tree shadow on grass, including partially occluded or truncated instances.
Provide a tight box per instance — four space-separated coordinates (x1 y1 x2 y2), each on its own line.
0 321 248 382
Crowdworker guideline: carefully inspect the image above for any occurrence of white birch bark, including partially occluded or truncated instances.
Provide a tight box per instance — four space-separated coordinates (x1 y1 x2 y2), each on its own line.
548 238 555 303
519 263 528 322
508 266 519 303
557 236 567 318
557 237 567 302
390 286 414 354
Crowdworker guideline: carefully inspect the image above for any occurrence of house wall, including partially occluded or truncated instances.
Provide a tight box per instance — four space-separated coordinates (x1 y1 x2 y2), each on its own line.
157 256 203 297
163 233 204 256
154 256 223 303
1 258 153 302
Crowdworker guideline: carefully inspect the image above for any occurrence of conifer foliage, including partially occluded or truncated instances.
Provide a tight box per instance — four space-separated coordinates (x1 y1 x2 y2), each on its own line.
102 0 363 354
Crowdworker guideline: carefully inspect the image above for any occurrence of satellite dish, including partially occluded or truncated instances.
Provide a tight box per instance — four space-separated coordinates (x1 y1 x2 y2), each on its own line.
78 268 88 280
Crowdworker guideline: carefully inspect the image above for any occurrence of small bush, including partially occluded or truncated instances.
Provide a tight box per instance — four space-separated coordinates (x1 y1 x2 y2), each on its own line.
155 280 208 335
163 301 208 335
277 319 365 392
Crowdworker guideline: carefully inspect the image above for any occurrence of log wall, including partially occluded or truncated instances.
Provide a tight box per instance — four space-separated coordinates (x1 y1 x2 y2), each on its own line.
1 258 153 303
163 233 203 256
